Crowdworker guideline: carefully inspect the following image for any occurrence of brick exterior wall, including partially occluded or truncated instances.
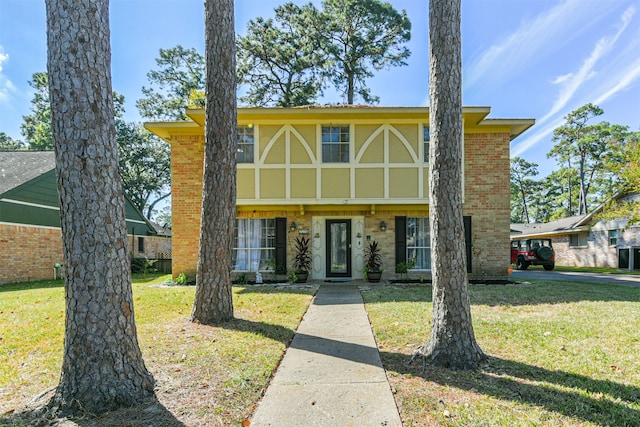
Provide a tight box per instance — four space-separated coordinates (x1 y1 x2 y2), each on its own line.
0 223 172 285
464 132 512 278
169 135 204 279
0 224 64 284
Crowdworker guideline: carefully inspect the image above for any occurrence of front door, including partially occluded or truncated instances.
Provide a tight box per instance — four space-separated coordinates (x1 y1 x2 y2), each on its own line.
326 219 352 277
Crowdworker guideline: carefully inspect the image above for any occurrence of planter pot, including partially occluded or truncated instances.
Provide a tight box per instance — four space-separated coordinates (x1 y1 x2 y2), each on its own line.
366 270 382 283
295 271 309 283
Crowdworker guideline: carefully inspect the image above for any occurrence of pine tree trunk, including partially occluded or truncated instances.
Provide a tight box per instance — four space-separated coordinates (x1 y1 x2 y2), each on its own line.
191 0 236 324
45 0 154 415
420 0 485 370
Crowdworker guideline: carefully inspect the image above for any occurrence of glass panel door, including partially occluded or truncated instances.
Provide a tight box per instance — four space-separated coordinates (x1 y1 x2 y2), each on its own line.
326 220 351 277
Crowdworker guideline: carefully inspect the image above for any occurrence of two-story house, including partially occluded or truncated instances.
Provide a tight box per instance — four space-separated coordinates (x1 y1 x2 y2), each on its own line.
146 105 533 281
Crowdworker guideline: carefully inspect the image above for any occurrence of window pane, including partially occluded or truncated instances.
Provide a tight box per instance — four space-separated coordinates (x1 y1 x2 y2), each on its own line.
322 125 349 163
237 125 254 163
423 126 430 162
234 218 275 271
406 217 431 270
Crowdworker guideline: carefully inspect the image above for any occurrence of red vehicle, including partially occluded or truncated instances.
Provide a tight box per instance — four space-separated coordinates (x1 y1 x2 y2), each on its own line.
510 238 555 270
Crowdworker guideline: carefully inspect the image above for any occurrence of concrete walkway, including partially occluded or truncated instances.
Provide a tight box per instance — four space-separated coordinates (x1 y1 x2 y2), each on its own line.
251 284 402 427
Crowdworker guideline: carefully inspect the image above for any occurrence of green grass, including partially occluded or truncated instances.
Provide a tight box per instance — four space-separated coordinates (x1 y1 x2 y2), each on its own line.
0 275 315 426
362 281 640 427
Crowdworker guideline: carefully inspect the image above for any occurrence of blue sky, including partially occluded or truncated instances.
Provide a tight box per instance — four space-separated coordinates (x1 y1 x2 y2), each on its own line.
0 0 638 176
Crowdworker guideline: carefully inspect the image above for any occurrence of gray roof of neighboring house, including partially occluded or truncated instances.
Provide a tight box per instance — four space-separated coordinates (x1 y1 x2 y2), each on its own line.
511 214 591 238
0 151 55 195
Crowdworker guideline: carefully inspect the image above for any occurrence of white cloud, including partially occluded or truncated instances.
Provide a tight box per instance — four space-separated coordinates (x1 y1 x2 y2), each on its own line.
537 5 635 124
512 5 640 157
0 45 14 102
552 73 573 85
464 0 614 91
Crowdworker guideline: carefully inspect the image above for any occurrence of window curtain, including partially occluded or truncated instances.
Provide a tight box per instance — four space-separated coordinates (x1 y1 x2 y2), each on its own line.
250 219 262 271
234 219 264 271
234 220 249 270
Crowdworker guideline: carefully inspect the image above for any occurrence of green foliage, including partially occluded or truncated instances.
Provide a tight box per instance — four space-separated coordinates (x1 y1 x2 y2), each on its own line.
292 236 312 272
237 2 326 107
510 157 540 223
396 257 416 281
21 72 52 150
136 45 205 120
175 272 188 285
0 132 24 151
548 103 632 215
596 132 640 225
131 257 158 277
237 0 411 106
236 273 249 285
287 270 298 284
317 0 411 104
364 240 383 271
115 119 171 218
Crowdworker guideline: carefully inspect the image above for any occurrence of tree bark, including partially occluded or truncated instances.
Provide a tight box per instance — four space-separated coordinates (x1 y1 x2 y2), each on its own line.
191 0 237 324
45 0 154 415
419 0 485 370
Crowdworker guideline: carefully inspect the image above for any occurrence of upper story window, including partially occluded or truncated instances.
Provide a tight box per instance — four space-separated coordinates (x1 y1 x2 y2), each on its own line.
237 125 254 163
322 125 350 163
423 126 430 162
609 229 618 246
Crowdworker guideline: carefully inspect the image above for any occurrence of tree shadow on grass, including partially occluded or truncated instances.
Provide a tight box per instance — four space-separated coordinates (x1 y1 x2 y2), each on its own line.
0 279 64 293
381 351 640 426
234 283 319 297
221 317 297 345
1 396 187 427
361 281 640 306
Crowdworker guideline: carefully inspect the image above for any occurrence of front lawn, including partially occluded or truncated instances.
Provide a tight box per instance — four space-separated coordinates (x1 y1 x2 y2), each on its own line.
362 280 640 426
0 276 315 426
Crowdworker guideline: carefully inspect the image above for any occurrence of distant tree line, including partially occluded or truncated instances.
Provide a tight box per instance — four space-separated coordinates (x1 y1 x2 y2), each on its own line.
511 103 640 224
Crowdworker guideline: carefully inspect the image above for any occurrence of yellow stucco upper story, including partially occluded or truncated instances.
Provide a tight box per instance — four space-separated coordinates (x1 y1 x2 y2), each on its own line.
145 106 533 209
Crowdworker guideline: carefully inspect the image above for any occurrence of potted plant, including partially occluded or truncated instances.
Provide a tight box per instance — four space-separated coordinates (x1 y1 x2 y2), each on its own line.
292 236 312 283
364 240 383 283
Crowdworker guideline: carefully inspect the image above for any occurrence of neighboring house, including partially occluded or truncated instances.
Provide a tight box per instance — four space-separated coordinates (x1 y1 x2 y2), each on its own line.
0 151 170 284
146 105 534 281
510 193 640 270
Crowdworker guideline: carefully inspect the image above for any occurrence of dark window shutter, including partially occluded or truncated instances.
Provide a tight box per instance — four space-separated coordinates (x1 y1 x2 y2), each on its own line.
275 218 287 274
463 216 472 273
395 216 407 272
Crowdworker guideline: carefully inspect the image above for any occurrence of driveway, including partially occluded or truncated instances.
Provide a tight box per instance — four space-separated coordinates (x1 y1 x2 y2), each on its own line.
511 269 640 288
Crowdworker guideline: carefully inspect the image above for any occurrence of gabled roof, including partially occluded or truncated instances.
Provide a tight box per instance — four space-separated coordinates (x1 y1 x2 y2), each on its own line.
0 151 55 195
0 151 157 235
511 215 590 238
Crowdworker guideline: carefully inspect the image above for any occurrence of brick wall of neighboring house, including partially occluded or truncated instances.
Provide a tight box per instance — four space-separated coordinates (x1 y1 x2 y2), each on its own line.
464 132 512 278
1 223 172 285
552 225 640 269
130 235 172 259
0 223 64 285
553 234 618 268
